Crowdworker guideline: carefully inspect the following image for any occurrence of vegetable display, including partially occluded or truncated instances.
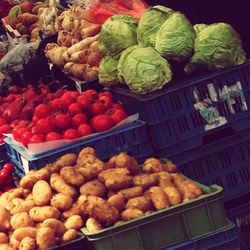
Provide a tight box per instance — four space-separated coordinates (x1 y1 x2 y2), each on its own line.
118 46 172 94
0 84 128 147
185 22 246 74
44 8 104 81
0 147 204 249
98 14 138 59
137 5 173 47
154 12 196 62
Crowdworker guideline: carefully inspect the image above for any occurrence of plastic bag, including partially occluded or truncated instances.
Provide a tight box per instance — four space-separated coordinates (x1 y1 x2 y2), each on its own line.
0 37 39 75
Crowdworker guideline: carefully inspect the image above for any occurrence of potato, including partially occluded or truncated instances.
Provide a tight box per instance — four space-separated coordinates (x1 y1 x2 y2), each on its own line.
118 186 143 201
183 180 203 197
98 168 130 183
86 196 120 225
10 212 34 229
19 236 36 250
79 147 96 158
149 186 170 210
60 166 85 186
51 193 73 211
37 227 57 249
108 194 125 211
0 206 11 231
20 169 50 189
121 209 144 221
86 218 103 233
0 244 16 250
107 190 117 198
163 186 182 206
162 162 178 173
126 196 152 213
77 154 97 167
0 189 24 210
12 198 24 206
29 206 60 222
144 210 155 216
144 158 164 173
62 229 78 243
43 218 66 237
114 220 125 226
32 180 52 206
105 175 133 191
11 200 35 215
50 173 77 198
158 172 173 189
64 215 83 230
80 179 106 197
10 227 37 248
56 153 78 167
0 232 8 243
114 152 140 175
133 174 158 189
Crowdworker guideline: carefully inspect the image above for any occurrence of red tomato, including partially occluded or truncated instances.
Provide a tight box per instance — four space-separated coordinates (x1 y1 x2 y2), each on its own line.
49 98 62 112
35 119 54 134
0 124 12 134
112 103 125 110
70 91 80 100
26 84 34 90
99 91 113 99
4 95 15 103
32 115 39 124
53 114 72 130
39 83 47 89
84 89 98 100
76 95 91 111
13 127 29 141
78 124 93 137
21 130 32 147
35 104 51 119
90 102 106 116
0 118 7 127
68 103 82 116
46 93 56 101
72 113 87 128
45 132 63 142
60 96 74 111
18 120 29 127
0 96 4 105
99 96 113 110
30 134 45 144
10 120 19 128
91 114 114 132
3 163 13 174
63 129 80 140
55 89 65 98
10 85 21 94
107 108 128 124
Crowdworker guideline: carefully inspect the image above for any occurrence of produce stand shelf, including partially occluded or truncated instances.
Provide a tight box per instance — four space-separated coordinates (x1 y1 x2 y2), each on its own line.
82 182 229 250
5 121 154 175
111 61 250 160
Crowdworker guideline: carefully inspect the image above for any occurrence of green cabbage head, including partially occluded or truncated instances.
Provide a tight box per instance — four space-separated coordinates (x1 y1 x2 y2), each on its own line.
137 5 174 47
99 55 119 87
193 23 208 36
155 12 196 61
185 23 246 74
118 46 172 95
98 14 138 59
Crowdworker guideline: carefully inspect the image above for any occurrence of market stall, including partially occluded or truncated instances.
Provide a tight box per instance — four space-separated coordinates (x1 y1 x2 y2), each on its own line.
0 0 249 249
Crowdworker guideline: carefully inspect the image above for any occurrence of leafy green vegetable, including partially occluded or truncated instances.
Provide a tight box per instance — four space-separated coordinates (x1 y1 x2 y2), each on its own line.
8 5 22 20
137 5 174 47
118 46 172 94
155 12 196 61
193 23 208 36
98 14 138 59
185 23 246 74
99 55 119 87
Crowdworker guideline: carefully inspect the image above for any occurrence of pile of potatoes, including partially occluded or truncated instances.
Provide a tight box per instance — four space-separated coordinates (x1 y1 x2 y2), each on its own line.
0 148 203 249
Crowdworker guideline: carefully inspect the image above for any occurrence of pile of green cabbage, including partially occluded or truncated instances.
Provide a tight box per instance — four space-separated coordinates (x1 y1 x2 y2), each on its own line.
98 6 246 95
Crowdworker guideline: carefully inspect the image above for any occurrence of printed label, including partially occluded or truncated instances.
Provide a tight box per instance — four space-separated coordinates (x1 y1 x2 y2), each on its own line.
193 81 248 131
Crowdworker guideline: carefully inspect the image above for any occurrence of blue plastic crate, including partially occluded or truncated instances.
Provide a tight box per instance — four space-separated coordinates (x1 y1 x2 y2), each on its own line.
111 62 250 152
165 129 250 201
5 121 154 174
165 223 239 250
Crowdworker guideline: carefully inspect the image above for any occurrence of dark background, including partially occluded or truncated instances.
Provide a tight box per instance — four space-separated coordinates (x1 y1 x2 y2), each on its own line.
147 0 249 57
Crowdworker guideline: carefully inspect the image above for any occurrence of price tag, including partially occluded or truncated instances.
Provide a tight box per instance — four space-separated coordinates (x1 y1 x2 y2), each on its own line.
21 156 30 174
